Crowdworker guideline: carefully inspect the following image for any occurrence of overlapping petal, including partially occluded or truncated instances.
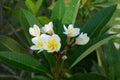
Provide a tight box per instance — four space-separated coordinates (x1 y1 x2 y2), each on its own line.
45 34 61 53
75 33 90 45
41 22 54 35
29 24 40 37
30 34 48 53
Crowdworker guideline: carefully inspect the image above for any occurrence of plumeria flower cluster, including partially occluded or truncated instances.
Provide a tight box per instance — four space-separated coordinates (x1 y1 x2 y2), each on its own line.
29 22 89 54
29 22 61 53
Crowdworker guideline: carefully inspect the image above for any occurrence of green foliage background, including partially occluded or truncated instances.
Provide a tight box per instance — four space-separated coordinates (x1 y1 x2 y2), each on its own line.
0 0 120 80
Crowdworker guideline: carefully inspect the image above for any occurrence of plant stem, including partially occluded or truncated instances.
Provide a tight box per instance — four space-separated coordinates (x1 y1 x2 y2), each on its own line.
55 52 61 80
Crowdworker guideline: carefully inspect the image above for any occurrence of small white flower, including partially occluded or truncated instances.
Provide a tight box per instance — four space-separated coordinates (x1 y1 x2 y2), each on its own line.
41 22 54 35
30 34 48 53
45 34 61 52
63 24 80 37
29 24 40 37
75 32 89 45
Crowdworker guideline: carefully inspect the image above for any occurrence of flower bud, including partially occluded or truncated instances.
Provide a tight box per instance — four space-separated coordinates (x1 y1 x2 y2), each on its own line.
62 55 67 60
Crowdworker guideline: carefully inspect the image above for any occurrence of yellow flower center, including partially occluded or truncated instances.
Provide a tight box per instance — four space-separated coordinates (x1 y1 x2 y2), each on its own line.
47 38 59 51
68 29 74 36
36 41 43 48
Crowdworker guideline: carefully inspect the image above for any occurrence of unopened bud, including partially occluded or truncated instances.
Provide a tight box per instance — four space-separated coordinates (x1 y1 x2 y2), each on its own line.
62 55 67 60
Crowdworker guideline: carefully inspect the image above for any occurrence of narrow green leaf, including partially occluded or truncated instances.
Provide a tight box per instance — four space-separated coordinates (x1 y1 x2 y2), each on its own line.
69 73 109 80
20 9 41 44
0 51 48 73
62 0 81 24
25 0 35 15
0 35 29 54
81 5 117 38
67 34 115 70
51 0 65 20
25 0 43 15
35 0 43 15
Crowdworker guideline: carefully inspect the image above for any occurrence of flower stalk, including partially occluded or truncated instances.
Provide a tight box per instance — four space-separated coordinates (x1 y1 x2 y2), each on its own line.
54 52 61 80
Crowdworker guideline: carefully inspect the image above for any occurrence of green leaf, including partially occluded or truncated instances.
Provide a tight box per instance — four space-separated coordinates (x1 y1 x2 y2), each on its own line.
0 35 29 54
62 0 81 24
20 9 41 44
51 0 65 20
67 34 115 70
69 73 109 80
38 16 50 25
101 40 120 80
81 5 117 38
25 0 35 15
35 0 43 14
25 0 43 15
51 0 65 36
43 51 56 69
0 51 48 73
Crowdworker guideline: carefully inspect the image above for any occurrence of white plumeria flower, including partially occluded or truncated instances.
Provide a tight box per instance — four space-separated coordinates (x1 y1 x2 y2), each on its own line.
75 32 89 45
29 24 40 37
45 34 61 53
30 34 48 53
41 22 54 35
63 24 80 37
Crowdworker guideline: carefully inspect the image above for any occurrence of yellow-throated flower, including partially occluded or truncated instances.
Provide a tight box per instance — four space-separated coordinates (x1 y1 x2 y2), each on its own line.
41 22 54 35
63 24 80 37
30 34 47 53
45 34 61 52
29 24 40 37
75 32 89 45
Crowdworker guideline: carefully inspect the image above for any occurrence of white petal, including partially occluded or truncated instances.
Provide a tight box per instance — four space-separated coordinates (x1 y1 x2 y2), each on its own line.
79 32 83 37
42 22 54 35
63 31 69 35
56 43 61 52
32 37 40 44
63 25 69 35
48 22 53 28
68 24 73 29
37 49 44 53
30 45 39 50
52 34 61 42
33 24 39 29
63 25 68 31
29 24 40 37
75 33 90 45
74 28 80 36
33 24 40 36
29 27 36 36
